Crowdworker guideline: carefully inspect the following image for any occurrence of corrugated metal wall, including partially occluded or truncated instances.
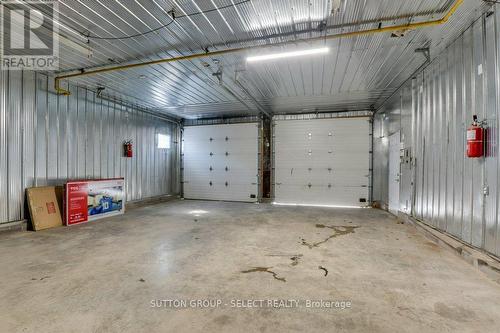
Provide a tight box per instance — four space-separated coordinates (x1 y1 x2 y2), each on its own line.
374 7 500 256
0 71 180 224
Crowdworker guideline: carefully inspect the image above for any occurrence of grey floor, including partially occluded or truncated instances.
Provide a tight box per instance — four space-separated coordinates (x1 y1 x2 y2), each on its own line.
1 200 500 333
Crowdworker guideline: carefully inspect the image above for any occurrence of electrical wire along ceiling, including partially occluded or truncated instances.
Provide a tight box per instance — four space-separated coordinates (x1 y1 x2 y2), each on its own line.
37 0 492 119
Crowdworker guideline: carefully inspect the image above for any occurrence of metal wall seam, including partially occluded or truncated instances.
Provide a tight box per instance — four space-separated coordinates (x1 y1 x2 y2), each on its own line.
412 75 420 216
442 46 449 233
0 69 8 222
58 80 68 181
453 37 465 239
101 98 109 179
47 77 57 184
400 84 412 214
7 70 22 221
495 5 500 257
22 71 36 221
445 44 455 234
462 27 473 243
93 93 101 178
36 74 48 187
373 7 500 256
471 19 485 248
484 11 499 253
0 71 179 224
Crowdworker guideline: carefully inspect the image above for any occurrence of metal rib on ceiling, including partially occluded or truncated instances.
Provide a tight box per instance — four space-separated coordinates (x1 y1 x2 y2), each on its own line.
48 0 490 119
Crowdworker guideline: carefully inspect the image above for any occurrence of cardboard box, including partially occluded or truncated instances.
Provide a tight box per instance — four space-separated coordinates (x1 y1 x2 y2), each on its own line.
26 186 63 231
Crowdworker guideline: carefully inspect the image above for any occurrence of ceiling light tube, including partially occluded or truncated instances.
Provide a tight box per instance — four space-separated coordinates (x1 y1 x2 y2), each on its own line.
247 47 329 62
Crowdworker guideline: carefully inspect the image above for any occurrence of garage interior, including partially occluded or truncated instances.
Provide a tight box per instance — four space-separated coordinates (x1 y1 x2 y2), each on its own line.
1 0 500 331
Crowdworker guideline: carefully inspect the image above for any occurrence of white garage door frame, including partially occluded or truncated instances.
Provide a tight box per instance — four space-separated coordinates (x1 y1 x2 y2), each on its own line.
182 122 261 202
272 114 372 208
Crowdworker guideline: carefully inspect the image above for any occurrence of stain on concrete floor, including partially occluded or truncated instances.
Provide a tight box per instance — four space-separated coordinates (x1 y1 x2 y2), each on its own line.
318 266 328 276
433 302 474 322
301 224 359 249
1 200 500 333
241 267 286 282
290 255 302 266
31 276 50 281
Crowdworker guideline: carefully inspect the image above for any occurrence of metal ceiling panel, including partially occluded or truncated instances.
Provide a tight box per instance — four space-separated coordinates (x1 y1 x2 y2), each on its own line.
41 0 491 119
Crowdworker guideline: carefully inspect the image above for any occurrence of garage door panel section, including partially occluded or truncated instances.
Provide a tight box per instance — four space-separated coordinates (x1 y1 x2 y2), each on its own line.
183 123 259 202
274 118 370 207
276 154 369 169
278 172 368 187
276 185 367 207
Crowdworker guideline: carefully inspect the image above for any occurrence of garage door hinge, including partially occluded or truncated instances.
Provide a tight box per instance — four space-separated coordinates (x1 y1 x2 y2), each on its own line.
483 185 489 196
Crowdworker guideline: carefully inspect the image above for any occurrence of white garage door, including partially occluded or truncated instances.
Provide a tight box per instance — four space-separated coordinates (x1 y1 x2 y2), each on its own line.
183 123 259 202
273 117 370 207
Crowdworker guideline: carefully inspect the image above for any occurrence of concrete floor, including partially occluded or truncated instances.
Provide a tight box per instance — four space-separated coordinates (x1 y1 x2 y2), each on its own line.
1 200 500 333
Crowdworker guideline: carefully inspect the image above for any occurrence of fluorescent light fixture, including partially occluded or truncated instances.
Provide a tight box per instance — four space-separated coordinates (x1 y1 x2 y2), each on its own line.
272 202 367 209
247 47 329 63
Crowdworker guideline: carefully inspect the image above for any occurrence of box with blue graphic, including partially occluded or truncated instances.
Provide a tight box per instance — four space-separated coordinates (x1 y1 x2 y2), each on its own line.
87 179 125 221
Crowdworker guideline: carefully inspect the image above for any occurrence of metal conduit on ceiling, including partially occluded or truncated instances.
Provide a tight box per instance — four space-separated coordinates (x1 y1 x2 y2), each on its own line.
54 0 464 96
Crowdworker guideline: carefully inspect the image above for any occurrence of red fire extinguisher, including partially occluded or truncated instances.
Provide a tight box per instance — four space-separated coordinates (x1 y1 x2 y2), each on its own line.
124 140 133 158
466 115 484 158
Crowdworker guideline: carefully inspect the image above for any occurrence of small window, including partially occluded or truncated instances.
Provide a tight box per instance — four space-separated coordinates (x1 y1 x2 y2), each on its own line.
157 134 170 149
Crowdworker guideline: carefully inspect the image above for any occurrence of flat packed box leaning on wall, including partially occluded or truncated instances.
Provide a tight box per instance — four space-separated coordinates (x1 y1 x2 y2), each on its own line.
26 187 64 231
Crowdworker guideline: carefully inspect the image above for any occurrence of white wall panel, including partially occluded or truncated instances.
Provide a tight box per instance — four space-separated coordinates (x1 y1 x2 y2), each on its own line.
183 123 259 202
274 118 370 207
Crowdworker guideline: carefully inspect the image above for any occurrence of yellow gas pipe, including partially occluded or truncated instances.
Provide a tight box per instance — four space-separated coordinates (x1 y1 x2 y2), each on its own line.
55 0 463 96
